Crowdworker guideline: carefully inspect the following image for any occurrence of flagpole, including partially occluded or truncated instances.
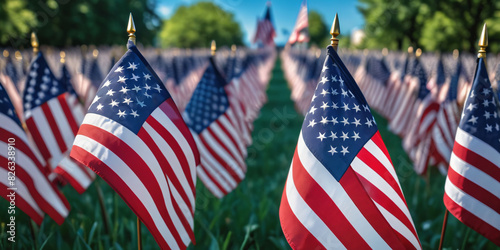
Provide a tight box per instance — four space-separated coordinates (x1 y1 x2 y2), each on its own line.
127 13 143 250
438 22 488 250
330 13 340 51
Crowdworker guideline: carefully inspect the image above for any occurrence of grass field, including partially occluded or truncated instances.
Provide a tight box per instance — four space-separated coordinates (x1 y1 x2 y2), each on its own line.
1 57 497 249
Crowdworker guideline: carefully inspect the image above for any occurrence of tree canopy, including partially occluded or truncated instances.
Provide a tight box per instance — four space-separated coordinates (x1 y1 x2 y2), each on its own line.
159 2 243 48
308 10 329 47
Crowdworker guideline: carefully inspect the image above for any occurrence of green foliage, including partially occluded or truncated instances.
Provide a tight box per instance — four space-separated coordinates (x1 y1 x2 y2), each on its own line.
308 11 328 47
1 0 160 48
159 2 243 48
358 0 500 53
0 0 36 45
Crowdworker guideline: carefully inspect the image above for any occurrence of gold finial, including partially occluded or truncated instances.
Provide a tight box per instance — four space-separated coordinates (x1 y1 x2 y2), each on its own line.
330 13 340 51
15 51 22 61
127 13 136 44
3 50 9 58
211 40 216 56
231 44 237 56
478 23 488 62
407 46 414 54
415 48 422 58
315 49 321 58
31 32 39 54
382 48 388 57
453 49 459 60
93 49 99 58
60 51 66 64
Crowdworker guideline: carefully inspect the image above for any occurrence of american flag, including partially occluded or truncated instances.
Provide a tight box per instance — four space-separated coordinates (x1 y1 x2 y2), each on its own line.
253 4 276 46
184 57 247 198
444 57 500 246
70 41 199 249
288 0 309 45
81 57 104 109
22 52 91 192
279 46 420 249
0 83 70 225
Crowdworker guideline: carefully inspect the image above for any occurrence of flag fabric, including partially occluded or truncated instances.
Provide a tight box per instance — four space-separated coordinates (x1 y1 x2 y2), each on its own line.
444 57 500 246
253 4 276 46
184 57 247 198
0 83 70 225
70 41 199 249
279 45 421 249
82 57 104 109
22 52 91 192
288 0 309 45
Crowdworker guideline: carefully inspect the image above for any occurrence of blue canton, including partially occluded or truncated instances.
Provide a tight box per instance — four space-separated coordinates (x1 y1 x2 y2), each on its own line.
412 59 429 100
0 84 21 127
302 46 378 181
60 64 78 97
23 52 66 111
88 41 170 134
185 58 229 134
459 58 500 152
366 57 391 85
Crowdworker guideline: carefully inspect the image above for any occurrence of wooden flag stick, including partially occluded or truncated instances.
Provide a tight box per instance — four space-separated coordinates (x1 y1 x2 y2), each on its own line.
438 209 449 250
137 217 142 250
95 180 111 234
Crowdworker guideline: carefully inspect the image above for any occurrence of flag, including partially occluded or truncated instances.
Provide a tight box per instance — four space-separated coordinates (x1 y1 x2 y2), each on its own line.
288 0 309 45
70 41 199 249
443 57 500 246
81 57 103 109
22 52 91 192
279 45 421 249
184 56 247 198
253 4 276 46
0 83 70 225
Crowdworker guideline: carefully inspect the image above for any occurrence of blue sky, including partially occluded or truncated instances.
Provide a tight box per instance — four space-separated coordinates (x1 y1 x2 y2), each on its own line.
156 0 364 46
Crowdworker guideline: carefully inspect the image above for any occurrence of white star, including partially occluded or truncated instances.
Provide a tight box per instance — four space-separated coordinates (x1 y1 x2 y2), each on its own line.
468 115 478 125
143 73 152 80
91 95 101 105
496 123 500 131
331 102 339 109
342 102 350 111
363 105 370 112
328 146 337 155
341 117 349 126
117 76 127 83
114 66 124 73
330 117 338 125
317 132 326 141
331 88 338 95
309 105 317 114
144 84 151 90
331 75 337 82
103 80 112 87
470 90 475 98
329 131 338 141
341 146 349 155
320 116 329 125
127 62 138 71
131 110 139 118
352 118 361 127
144 91 152 98
308 119 317 128
341 131 349 141
136 98 146 107
120 86 130 94
320 102 329 110
341 89 349 97
96 103 103 111
311 94 317 102
106 89 116 96
154 84 162 93
353 104 361 112
365 118 373 127
320 89 329 97
109 99 119 107
485 124 493 132
348 90 355 98
131 73 140 81
352 132 361 141
466 103 476 111
483 99 490 107
117 110 126 118
482 88 491 96
123 97 133 105
132 85 141 92
320 76 329 84
484 111 491 119
339 76 344 85
322 65 328 72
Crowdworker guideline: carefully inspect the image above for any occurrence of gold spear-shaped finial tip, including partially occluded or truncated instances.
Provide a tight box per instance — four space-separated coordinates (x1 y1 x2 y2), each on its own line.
93 49 99 58
31 32 39 53
330 13 340 50
3 50 9 58
478 23 488 60
211 40 216 56
382 48 388 57
15 51 22 61
407 46 414 54
127 13 136 44
60 51 66 63
231 44 237 52
453 49 459 59
415 48 422 58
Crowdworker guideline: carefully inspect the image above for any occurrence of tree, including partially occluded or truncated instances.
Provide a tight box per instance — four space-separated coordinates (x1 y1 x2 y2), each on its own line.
159 2 243 48
0 0 36 46
308 11 328 47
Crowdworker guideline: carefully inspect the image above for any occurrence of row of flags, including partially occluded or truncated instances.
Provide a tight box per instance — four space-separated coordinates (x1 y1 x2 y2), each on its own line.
281 45 500 247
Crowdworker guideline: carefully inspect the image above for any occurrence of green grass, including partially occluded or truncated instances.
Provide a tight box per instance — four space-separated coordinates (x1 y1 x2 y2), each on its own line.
0 58 497 249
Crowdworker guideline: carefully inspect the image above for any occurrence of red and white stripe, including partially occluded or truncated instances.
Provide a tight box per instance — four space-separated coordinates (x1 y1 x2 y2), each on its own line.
280 131 421 249
25 92 93 192
288 1 309 44
431 100 460 167
189 108 247 198
1 112 70 225
71 99 198 249
0 73 24 121
254 19 275 46
444 128 500 245
389 75 419 137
